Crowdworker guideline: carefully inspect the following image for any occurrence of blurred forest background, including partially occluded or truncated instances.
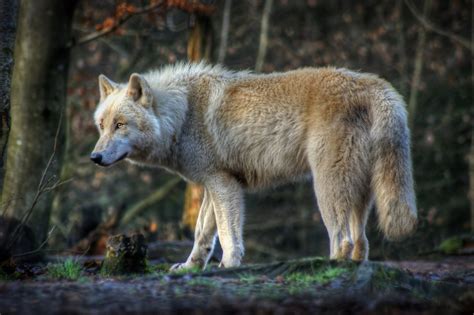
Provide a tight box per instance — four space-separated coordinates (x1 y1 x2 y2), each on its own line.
0 0 472 264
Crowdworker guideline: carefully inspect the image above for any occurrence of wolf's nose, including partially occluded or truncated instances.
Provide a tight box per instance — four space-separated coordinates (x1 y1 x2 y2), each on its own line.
90 152 103 164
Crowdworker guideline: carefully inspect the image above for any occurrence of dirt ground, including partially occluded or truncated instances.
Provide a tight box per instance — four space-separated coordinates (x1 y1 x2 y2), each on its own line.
0 256 473 315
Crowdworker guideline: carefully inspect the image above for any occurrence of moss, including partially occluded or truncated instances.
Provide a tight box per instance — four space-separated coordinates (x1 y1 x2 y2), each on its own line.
187 277 218 288
438 237 463 254
144 261 169 276
371 265 409 292
48 258 82 281
238 273 260 284
282 266 348 296
170 265 202 275
101 234 148 275
286 266 347 285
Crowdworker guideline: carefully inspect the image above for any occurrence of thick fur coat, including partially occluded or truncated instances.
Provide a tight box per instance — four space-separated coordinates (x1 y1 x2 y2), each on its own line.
92 62 417 269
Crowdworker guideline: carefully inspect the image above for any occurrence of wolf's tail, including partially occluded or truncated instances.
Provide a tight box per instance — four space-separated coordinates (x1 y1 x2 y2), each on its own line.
369 84 417 240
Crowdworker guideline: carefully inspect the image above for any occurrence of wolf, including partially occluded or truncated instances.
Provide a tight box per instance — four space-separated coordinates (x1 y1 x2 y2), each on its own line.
91 62 417 270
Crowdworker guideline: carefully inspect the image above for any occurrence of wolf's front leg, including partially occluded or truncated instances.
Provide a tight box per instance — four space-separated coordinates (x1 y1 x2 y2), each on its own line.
170 189 217 271
207 172 244 268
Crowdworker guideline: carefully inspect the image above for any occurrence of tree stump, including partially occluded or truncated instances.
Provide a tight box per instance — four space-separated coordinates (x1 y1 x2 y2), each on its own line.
101 234 147 275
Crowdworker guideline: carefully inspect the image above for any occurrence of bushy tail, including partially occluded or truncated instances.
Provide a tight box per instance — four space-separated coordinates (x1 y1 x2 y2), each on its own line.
370 86 417 240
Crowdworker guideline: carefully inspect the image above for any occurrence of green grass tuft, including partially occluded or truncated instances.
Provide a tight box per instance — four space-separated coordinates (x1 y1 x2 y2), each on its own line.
438 237 463 254
170 265 202 275
286 267 347 285
48 258 83 281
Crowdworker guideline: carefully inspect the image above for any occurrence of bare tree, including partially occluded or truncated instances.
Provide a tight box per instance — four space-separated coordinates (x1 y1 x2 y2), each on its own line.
405 0 472 53
217 0 232 64
0 0 19 189
1 0 78 244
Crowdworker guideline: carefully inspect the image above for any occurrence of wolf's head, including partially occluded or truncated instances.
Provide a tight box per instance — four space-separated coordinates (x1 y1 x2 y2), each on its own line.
91 73 162 167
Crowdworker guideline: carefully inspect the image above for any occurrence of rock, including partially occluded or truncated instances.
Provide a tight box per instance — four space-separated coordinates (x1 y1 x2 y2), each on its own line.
101 233 148 275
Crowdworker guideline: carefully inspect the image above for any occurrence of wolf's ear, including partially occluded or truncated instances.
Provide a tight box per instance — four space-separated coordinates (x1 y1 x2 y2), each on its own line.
127 73 153 107
98 74 118 101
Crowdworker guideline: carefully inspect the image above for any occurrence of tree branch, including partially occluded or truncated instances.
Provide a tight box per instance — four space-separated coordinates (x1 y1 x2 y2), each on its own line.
12 226 56 258
120 177 181 226
5 114 71 252
73 1 165 47
404 0 472 53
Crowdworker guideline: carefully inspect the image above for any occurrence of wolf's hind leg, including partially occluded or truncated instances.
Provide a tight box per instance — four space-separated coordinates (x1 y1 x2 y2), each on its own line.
170 189 217 271
349 198 372 261
313 182 353 260
312 161 371 260
309 124 371 260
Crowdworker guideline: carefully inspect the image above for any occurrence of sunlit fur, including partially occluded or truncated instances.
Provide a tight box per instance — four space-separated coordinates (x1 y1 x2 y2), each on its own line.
92 62 417 269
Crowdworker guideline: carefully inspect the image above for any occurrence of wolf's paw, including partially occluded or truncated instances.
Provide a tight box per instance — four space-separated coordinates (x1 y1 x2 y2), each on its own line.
219 256 241 268
169 262 189 272
169 261 202 272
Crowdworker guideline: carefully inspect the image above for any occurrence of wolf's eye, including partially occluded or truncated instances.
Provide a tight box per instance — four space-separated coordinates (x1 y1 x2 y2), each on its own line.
116 122 124 130
99 123 104 130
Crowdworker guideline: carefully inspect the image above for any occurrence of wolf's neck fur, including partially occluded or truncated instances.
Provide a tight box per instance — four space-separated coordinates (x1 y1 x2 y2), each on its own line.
141 62 246 167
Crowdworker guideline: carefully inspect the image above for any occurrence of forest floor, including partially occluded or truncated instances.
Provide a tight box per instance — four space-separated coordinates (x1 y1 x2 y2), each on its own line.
0 255 473 314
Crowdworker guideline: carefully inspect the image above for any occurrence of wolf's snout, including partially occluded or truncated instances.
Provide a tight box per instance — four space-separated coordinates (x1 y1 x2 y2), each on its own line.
90 152 103 164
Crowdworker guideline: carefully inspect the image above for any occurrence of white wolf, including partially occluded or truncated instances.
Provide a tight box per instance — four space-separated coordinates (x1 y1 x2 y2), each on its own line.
91 62 417 270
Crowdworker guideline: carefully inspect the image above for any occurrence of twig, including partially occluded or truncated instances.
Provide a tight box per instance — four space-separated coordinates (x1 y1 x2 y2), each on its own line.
42 178 73 193
6 114 71 252
18 112 63 226
12 226 56 258
73 1 164 46
404 0 472 53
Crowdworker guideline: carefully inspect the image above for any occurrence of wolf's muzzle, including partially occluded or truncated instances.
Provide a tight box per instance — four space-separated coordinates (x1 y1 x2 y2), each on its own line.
90 152 103 164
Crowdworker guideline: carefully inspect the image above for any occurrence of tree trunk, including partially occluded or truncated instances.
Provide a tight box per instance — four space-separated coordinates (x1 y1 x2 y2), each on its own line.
407 0 431 130
396 0 408 96
217 0 232 64
0 0 19 190
1 0 77 244
255 0 273 72
470 128 474 233
182 14 213 233
187 15 213 62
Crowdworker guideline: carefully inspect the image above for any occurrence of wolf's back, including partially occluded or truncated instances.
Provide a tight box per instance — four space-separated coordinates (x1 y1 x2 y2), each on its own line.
369 84 417 240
